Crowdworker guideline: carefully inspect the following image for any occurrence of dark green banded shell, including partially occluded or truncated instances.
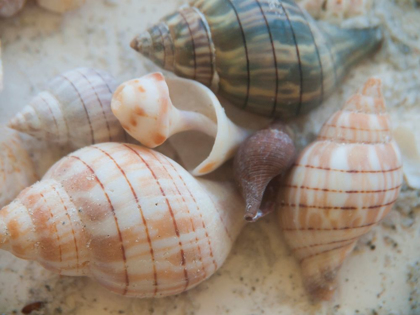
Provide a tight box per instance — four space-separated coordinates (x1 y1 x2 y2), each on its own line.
131 0 382 118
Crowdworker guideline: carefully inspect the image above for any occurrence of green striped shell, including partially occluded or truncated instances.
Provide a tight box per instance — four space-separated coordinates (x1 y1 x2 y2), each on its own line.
131 0 382 118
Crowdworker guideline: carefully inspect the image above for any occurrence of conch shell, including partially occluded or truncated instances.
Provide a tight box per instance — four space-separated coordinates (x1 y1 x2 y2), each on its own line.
0 0 26 17
277 78 403 300
0 143 245 297
111 73 250 175
8 67 129 149
131 0 382 117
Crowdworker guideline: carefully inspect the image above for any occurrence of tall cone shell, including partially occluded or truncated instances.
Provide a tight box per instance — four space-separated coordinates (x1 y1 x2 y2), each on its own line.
277 78 403 300
0 143 244 297
131 0 382 118
8 68 129 149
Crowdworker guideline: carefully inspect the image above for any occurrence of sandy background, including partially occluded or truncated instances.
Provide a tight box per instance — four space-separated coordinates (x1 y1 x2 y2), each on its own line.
0 0 420 314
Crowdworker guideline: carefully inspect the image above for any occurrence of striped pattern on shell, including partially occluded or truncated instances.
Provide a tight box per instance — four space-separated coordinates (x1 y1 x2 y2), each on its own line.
131 0 382 118
0 127 38 207
0 0 26 17
0 143 244 297
8 68 129 149
277 78 403 300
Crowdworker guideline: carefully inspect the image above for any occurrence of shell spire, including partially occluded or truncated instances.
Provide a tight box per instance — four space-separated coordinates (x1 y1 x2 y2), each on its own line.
8 68 129 149
131 0 382 118
277 78 403 300
0 143 245 297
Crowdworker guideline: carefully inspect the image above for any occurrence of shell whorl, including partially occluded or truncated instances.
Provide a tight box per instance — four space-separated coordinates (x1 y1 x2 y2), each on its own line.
8 68 129 149
132 0 382 118
0 0 26 17
0 143 244 297
277 78 403 300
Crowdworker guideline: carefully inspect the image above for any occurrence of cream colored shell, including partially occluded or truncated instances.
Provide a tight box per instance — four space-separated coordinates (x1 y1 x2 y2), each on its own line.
111 73 250 176
0 142 244 297
0 126 38 207
277 78 403 300
9 67 129 149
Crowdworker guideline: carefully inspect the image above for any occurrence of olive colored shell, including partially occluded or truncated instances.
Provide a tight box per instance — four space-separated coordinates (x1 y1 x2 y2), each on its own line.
131 0 382 118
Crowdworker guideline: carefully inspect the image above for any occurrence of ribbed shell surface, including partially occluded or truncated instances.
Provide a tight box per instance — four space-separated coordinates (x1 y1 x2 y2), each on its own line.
132 0 382 117
0 127 38 207
277 78 403 299
8 68 129 149
0 143 243 298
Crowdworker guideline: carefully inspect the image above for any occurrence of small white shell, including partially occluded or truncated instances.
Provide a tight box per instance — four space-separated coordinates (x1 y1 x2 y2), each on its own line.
9 67 129 149
393 126 420 189
0 0 26 17
111 73 251 176
36 0 85 13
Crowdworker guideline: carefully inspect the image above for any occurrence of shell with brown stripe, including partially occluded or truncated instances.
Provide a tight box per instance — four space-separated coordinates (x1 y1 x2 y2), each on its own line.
277 78 403 300
8 68 131 149
131 0 382 118
0 143 244 298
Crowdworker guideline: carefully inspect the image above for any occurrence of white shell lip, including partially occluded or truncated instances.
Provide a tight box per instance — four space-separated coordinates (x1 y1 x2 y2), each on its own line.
111 72 251 176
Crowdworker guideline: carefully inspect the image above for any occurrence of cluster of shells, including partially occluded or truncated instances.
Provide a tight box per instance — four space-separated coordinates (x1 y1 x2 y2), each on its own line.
0 0 409 303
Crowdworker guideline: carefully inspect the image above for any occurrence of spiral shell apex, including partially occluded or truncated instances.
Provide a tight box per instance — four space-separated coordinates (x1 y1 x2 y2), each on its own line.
277 78 403 300
0 143 244 297
8 68 129 149
131 0 382 118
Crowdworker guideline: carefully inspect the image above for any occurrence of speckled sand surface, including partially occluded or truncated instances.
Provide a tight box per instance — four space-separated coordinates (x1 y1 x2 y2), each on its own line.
0 1 420 314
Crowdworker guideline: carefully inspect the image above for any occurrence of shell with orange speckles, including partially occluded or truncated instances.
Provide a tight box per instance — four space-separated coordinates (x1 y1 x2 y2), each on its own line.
8 67 130 149
0 126 38 207
0 142 244 298
277 78 403 300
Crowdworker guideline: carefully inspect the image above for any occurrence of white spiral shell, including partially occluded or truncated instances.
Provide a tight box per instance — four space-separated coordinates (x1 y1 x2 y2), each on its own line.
0 143 244 297
8 67 129 149
277 78 403 300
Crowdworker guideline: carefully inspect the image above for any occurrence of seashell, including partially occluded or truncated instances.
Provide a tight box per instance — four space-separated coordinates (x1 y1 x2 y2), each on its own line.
234 121 296 222
36 0 86 13
277 78 403 300
0 142 245 298
111 72 251 176
8 67 130 149
0 0 26 17
393 126 420 189
131 0 382 118
298 0 373 20
0 126 38 208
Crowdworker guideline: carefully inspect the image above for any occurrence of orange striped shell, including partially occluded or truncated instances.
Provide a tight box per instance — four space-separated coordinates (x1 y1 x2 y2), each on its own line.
8 68 130 149
0 143 244 297
277 78 403 300
0 126 38 207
